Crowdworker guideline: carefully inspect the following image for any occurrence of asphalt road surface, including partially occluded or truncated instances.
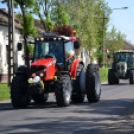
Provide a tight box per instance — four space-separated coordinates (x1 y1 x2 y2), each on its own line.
0 80 134 134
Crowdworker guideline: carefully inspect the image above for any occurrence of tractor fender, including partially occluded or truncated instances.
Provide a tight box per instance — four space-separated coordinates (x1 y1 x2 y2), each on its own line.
16 65 27 76
70 59 84 78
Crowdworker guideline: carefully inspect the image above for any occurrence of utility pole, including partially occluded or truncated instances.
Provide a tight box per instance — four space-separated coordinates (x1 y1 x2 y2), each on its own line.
102 13 106 67
7 0 18 85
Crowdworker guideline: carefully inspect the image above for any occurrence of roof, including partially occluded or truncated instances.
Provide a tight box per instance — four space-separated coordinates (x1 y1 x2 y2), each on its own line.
0 8 45 34
0 9 22 29
115 50 134 53
124 40 134 50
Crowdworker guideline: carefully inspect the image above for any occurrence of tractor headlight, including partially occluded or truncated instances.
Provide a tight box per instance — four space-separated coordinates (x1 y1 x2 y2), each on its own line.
33 76 40 83
28 78 34 84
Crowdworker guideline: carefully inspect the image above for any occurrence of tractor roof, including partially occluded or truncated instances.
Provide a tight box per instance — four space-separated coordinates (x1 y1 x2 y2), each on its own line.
36 34 76 42
115 50 134 53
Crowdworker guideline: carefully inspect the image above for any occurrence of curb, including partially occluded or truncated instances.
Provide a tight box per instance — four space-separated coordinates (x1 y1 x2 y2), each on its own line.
101 81 107 84
0 100 10 103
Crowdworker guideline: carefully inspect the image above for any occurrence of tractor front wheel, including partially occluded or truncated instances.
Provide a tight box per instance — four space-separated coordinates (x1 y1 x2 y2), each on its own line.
108 69 115 85
86 64 101 103
56 75 72 106
11 75 29 108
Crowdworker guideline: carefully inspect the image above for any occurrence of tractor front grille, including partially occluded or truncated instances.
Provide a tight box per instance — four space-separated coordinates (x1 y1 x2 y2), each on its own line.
31 66 46 74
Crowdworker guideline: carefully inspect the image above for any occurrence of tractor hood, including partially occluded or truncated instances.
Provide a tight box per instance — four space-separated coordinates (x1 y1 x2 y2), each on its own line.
31 58 56 67
114 62 127 78
116 62 127 72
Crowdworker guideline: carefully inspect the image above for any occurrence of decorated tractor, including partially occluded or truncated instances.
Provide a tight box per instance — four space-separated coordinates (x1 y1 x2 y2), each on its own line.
11 33 101 108
108 50 134 85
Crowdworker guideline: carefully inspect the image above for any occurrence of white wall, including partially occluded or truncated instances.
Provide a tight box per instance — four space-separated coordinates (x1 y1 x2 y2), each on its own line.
0 25 24 74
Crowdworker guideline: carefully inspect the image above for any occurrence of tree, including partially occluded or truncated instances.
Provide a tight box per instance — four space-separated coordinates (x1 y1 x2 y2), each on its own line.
33 0 54 32
51 5 70 26
106 26 126 52
57 0 111 64
33 0 70 32
94 0 112 65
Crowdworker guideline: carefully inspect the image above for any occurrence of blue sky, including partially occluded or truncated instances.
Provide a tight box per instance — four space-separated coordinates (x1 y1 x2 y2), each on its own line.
106 0 134 44
0 0 134 44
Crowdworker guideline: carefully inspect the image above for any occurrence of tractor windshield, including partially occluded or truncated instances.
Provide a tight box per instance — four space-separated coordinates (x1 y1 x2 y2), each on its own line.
114 52 133 68
33 41 64 63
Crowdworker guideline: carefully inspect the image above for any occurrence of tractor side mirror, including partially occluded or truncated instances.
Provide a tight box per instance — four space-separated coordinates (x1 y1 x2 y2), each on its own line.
74 41 80 49
17 43 22 51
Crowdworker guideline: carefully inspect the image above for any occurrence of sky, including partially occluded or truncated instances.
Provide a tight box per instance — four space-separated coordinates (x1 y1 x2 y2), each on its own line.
106 0 134 44
0 0 134 44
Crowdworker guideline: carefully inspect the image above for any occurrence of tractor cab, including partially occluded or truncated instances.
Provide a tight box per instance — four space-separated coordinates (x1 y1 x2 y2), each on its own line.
113 50 134 70
32 34 76 73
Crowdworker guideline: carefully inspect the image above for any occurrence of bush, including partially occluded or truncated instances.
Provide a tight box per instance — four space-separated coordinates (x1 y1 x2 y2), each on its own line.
100 68 109 82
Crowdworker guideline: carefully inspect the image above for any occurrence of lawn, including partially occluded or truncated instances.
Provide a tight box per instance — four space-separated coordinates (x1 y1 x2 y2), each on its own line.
0 83 10 101
100 68 109 82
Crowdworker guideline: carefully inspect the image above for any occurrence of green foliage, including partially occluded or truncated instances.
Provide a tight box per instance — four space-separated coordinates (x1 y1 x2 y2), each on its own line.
0 84 10 101
61 0 111 64
33 0 70 32
100 67 109 82
51 6 70 26
22 13 38 38
106 26 126 53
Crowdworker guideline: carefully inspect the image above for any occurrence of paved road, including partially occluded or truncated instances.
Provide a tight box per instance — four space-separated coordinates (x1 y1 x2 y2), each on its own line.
0 80 134 134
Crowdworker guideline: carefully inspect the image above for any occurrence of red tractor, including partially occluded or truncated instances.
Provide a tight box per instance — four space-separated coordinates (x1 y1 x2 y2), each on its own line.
11 33 101 108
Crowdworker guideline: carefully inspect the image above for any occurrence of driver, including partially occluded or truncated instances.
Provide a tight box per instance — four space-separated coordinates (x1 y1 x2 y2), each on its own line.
49 43 57 57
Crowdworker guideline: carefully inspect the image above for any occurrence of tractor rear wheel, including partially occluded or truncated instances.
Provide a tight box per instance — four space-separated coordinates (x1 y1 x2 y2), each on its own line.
129 70 134 84
86 64 101 103
56 75 72 106
71 64 85 103
108 69 115 85
11 75 29 108
32 93 48 103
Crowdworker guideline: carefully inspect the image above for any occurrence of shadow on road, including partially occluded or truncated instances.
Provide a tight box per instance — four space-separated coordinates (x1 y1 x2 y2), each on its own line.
101 83 131 86
0 98 134 134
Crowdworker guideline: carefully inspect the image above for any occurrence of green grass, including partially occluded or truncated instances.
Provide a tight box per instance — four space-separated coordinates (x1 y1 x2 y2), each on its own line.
0 83 10 101
100 68 109 82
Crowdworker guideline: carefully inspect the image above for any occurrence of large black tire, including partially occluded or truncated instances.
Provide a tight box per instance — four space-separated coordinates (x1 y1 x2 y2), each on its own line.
32 94 48 103
86 64 101 103
129 70 134 84
56 75 72 106
108 69 115 85
71 64 85 103
11 75 29 108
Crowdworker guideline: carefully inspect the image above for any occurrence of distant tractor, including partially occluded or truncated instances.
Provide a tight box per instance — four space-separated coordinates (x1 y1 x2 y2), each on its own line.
108 50 134 85
11 33 101 108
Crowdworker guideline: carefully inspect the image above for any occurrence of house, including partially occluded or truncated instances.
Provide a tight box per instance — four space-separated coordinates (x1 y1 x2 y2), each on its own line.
0 8 45 83
124 40 134 50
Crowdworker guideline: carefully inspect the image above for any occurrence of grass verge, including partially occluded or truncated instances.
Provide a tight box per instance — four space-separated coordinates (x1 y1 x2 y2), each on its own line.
0 83 10 101
100 68 109 82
